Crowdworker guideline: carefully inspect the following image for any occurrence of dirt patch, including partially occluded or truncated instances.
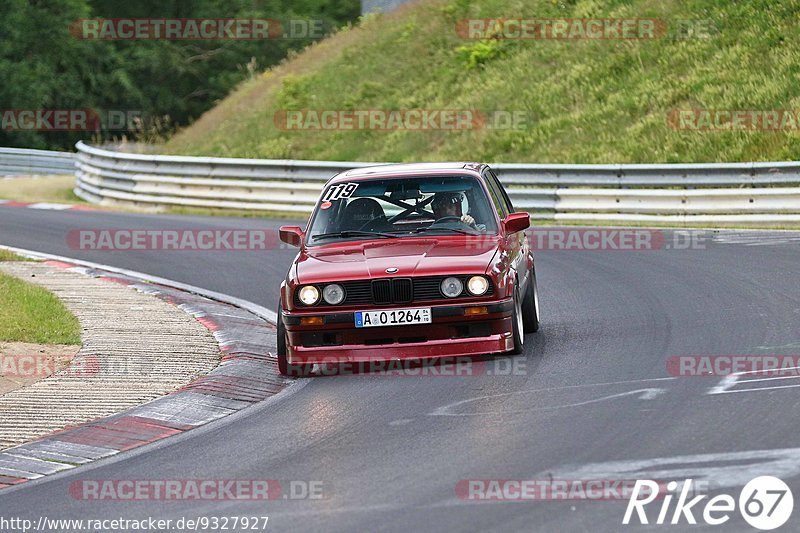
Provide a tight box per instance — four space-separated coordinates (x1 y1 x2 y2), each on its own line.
0 342 80 395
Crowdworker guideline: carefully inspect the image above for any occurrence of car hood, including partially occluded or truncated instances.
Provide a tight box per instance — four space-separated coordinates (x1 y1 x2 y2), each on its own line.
295 237 499 283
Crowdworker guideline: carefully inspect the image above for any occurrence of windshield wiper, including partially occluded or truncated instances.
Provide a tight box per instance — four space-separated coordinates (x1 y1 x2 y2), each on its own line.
411 227 475 235
312 230 399 241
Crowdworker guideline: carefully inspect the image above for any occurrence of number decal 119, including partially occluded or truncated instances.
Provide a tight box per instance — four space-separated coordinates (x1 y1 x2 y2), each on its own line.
322 183 359 202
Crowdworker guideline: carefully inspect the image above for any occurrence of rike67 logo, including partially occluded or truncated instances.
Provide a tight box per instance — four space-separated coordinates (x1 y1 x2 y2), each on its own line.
624 476 793 530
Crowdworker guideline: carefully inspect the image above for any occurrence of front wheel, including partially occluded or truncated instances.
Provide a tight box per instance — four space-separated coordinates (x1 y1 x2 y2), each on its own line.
510 283 525 355
522 269 540 333
277 303 313 377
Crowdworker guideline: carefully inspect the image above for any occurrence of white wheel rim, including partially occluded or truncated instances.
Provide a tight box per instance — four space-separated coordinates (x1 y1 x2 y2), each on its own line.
515 289 524 345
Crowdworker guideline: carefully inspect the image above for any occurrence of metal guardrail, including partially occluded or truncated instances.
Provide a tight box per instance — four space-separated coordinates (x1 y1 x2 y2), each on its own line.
0 147 76 176
66 141 800 224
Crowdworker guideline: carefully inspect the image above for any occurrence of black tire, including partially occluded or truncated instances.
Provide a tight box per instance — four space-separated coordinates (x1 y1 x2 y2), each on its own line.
277 303 313 377
522 268 540 333
510 283 525 355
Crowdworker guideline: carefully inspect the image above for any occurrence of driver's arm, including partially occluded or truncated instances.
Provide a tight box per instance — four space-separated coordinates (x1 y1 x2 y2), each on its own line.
461 214 476 227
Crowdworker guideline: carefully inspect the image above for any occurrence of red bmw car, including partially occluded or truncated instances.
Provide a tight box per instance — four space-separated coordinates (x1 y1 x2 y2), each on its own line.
277 162 540 376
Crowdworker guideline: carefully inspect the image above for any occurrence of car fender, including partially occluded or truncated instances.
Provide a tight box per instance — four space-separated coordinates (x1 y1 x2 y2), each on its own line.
485 248 517 300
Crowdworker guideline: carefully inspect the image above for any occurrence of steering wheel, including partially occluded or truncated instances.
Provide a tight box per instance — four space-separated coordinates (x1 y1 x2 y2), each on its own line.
357 216 388 232
432 216 462 224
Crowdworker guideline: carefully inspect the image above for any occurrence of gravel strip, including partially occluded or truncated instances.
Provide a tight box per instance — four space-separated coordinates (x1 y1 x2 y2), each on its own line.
0 262 221 450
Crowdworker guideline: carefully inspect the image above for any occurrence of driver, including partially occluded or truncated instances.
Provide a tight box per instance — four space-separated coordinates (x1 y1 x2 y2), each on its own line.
431 192 476 227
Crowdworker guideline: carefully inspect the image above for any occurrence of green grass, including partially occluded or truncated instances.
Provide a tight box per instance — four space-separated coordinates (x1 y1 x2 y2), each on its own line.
531 220 800 230
0 272 81 344
166 0 800 164
0 176 84 204
0 250 30 261
165 206 309 219
0 177 305 219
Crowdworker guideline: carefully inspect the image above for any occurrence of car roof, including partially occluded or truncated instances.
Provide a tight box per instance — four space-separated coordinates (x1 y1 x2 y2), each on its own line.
330 162 486 183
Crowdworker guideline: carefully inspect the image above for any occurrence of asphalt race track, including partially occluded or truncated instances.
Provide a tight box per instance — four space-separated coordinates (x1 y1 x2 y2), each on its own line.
2 205 800 532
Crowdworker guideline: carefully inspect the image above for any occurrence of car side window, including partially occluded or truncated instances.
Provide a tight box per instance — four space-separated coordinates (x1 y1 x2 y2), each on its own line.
482 169 508 218
489 169 515 213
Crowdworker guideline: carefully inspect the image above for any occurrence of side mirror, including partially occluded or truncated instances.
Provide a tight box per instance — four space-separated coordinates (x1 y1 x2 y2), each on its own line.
502 212 530 234
279 225 305 247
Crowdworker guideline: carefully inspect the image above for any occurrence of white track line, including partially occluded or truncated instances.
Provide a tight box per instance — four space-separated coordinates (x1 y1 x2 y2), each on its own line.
0 244 277 324
27 203 73 210
708 365 800 395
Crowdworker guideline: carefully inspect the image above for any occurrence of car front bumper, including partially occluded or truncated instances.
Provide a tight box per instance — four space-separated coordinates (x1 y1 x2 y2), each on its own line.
282 299 515 365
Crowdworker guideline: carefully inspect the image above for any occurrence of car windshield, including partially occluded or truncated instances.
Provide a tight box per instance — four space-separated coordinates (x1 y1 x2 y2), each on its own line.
306 175 498 244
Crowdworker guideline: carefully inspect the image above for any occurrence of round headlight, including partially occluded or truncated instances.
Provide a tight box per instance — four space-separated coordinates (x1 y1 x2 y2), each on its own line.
298 285 320 306
441 277 463 298
467 275 489 296
323 284 345 305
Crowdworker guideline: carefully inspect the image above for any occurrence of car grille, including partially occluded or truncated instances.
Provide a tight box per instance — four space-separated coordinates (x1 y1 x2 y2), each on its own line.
387 278 413 304
372 279 392 304
296 276 493 307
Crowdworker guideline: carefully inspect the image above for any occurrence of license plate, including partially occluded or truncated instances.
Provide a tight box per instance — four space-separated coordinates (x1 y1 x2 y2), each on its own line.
355 307 432 328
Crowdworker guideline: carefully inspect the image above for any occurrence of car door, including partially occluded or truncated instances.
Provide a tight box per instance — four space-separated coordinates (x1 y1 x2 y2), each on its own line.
484 167 531 291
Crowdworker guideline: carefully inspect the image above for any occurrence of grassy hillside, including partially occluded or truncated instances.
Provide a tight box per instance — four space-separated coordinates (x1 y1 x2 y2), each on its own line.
166 0 800 163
